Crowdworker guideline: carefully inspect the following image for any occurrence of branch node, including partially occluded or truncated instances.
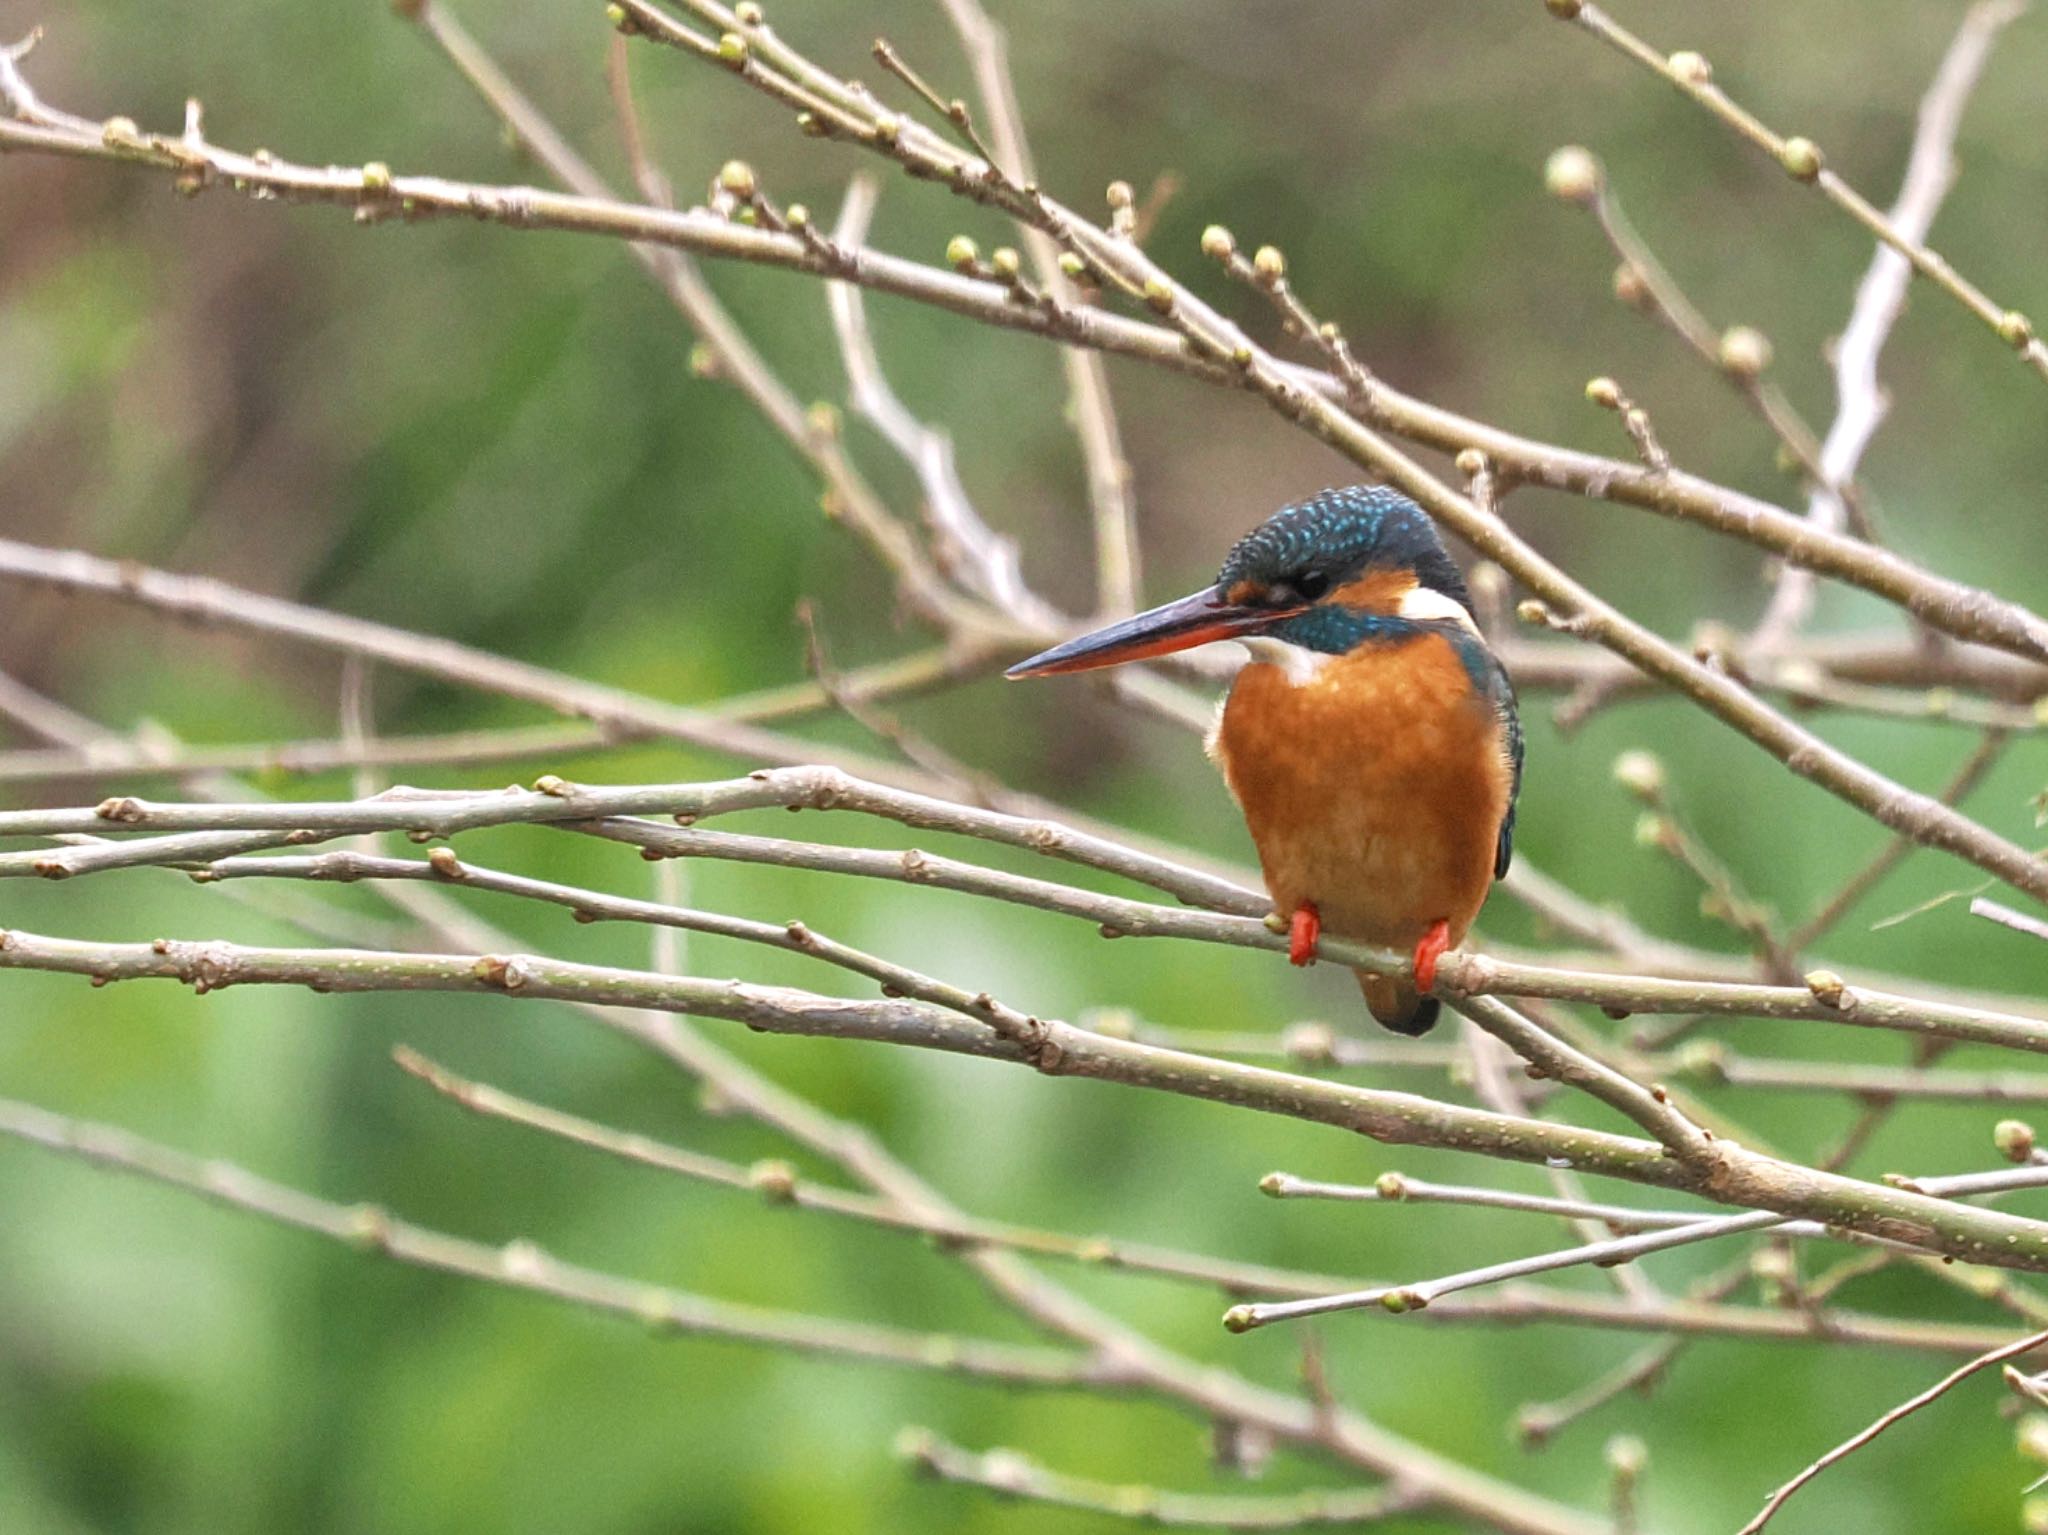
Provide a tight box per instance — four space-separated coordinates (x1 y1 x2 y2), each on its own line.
345 1202 394 1253
749 1157 799 1202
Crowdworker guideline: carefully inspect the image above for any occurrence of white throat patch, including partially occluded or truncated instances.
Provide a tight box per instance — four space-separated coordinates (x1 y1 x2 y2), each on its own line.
1237 634 1333 686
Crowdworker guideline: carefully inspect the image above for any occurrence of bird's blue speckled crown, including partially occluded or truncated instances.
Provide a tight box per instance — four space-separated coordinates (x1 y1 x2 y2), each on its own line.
1215 486 1473 615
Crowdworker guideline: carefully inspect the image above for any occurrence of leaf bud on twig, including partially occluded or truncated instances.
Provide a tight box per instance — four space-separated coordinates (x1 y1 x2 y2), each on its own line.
1606 1434 1648 1482
1633 813 1677 852
1718 325 1773 379
1666 51 1711 85
1612 750 1666 801
1543 145 1602 205
944 234 981 272
717 159 757 200
1778 136 1823 182
1281 1020 1336 1063
2020 1416 2048 1464
1996 1119 2038 1164
1803 969 1848 1008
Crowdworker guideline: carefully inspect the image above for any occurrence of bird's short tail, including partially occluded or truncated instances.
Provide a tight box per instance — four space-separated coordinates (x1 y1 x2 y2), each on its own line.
1356 970 1440 1036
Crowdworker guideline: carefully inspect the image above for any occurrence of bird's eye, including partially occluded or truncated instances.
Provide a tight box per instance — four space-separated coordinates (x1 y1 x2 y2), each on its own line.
1291 571 1330 602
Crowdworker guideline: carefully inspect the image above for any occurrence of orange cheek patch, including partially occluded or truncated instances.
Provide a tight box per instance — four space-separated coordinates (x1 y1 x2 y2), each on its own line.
1225 579 1267 607
1327 568 1415 613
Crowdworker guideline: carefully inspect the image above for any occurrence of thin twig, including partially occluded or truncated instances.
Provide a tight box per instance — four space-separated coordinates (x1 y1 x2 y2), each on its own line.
1794 729 2011 951
0 1092 1111 1389
1548 0 2048 382
1736 1324 2048 1533
1976 898 2048 943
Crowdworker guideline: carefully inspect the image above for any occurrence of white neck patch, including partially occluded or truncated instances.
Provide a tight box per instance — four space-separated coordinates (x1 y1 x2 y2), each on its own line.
1397 583 1483 639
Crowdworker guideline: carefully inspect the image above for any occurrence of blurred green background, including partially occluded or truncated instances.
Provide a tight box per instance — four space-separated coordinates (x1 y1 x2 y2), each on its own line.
2 1 2046 1531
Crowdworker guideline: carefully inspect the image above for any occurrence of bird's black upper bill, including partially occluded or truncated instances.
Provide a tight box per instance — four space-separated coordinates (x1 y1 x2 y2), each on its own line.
1005 589 1286 678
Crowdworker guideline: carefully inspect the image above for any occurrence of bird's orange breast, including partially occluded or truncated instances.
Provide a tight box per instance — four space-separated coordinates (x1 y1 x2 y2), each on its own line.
1212 632 1512 951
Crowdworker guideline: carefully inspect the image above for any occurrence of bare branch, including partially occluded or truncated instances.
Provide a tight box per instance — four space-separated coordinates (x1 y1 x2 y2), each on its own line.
13 923 2048 1272
1232 1154 2048 1333
0 1091 1110 1389
899 1428 1420 1529
393 1046 1357 1300
1754 0 2029 644
7 51 2047 674
5 771 2044 1052
825 175 1048 622
931 0 1141 617
0 538 946 786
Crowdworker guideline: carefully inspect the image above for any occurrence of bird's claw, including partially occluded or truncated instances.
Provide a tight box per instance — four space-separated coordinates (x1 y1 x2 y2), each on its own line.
1288 903 1321 967
1412 919 1451 993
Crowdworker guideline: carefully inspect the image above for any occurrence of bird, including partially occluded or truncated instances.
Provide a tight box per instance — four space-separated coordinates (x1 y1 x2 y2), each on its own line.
1006 485 1522 1035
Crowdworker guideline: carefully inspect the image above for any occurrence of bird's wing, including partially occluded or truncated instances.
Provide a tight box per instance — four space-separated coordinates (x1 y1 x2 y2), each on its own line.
1487 654 1523 880
1446 629 1524 880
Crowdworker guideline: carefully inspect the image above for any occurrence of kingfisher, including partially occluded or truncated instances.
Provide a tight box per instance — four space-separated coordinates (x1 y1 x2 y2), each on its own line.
1007 485 1522 1035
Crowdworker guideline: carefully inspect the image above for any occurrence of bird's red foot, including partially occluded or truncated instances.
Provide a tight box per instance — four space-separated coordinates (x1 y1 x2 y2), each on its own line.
1288 903 1322 967
1412 919 1451 994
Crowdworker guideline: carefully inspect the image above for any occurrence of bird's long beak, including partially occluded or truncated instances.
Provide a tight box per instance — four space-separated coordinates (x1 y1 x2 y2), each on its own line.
1005 588 1289 678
